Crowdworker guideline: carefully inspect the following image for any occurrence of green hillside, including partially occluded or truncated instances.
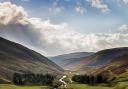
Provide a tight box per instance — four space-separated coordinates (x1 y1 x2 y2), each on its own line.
0 37 63 83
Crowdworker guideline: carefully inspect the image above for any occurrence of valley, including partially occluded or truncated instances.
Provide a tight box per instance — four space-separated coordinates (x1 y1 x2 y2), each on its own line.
0 37 128 89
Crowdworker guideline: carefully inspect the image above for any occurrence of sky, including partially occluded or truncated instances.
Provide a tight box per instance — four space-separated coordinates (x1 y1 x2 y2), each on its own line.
9 0 128 33
0 0 128 56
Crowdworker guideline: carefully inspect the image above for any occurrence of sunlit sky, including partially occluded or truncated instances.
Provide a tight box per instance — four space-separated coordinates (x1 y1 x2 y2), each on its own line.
3 0 128 33
0 0 128 56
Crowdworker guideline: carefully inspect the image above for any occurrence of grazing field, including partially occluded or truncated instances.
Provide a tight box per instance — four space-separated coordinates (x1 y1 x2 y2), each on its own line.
1 82 128 89
0 84 113 89
63 84 113 89
0 84 49 89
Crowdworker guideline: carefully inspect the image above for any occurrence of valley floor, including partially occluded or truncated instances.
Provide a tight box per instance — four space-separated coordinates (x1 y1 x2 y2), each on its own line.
1 82 128 89
0 84 113 89
64 84 113 89
0 84 49 89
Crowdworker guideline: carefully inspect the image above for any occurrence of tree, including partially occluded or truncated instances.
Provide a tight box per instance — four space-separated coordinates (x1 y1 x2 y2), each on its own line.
13 73 23 85
72 75 82 83
13 73 55 85
97 74 103 83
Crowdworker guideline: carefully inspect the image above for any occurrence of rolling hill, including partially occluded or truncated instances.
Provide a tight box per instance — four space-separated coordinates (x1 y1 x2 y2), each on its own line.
0 37 64 83
55 47 128 74
92 54 128 76
49 52 94 69
79 47 128 72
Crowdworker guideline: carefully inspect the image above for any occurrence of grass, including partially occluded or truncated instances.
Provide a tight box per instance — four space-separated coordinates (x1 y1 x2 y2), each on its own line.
115 70 128 82
0 84 49 89
0 84 113 89
60 84 113 89
114 82 128 89
1 82 128 89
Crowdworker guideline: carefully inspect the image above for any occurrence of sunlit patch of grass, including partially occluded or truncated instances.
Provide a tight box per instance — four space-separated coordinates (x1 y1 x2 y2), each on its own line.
0 84 49 89
114 82 128 89
60 84 113 89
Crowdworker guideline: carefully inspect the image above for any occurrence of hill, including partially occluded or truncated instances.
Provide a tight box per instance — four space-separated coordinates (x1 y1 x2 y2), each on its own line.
93 54 128 76
60 47 128 73
49 52 94 69
84 47 128 75
0 37 64 83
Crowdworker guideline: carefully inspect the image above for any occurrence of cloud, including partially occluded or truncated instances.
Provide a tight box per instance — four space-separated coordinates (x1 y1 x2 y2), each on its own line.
48 1 63 14
49 7 63 14
0 2 27 24
117 0 128 5
0 2 128 56
121 0 128 4
89 0 109 13
119 24 128 32
75 2 86 14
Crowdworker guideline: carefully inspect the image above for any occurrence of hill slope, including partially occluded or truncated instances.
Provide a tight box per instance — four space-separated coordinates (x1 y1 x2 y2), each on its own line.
0 37 63 83
61 47 128 72
49 52 94 69
93 54 128 76
72 47 128 75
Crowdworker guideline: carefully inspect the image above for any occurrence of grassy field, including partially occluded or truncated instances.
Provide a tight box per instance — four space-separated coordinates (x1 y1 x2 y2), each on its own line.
1 82 128 89
0 84 49 89
0 84 114 89
62 84 113 89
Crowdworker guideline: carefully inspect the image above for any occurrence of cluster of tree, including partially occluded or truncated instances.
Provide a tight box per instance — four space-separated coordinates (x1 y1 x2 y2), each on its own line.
72 74 108 85
13 73 55 85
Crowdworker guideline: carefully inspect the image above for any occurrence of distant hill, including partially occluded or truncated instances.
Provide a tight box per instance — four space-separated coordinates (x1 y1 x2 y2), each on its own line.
88 47 128 66
53 47 128 75
64 47 128 76
92 54 128 76
49 52 94 69
0 37 64 83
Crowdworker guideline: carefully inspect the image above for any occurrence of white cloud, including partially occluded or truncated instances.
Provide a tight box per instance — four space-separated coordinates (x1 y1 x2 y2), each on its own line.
48 1 63 14
119 24 128 32
89 0 109 13
0 2 128 56
0 2 27 24
75 2 86 14
117 0 128 5
49 7 63 14
121 0 128 4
